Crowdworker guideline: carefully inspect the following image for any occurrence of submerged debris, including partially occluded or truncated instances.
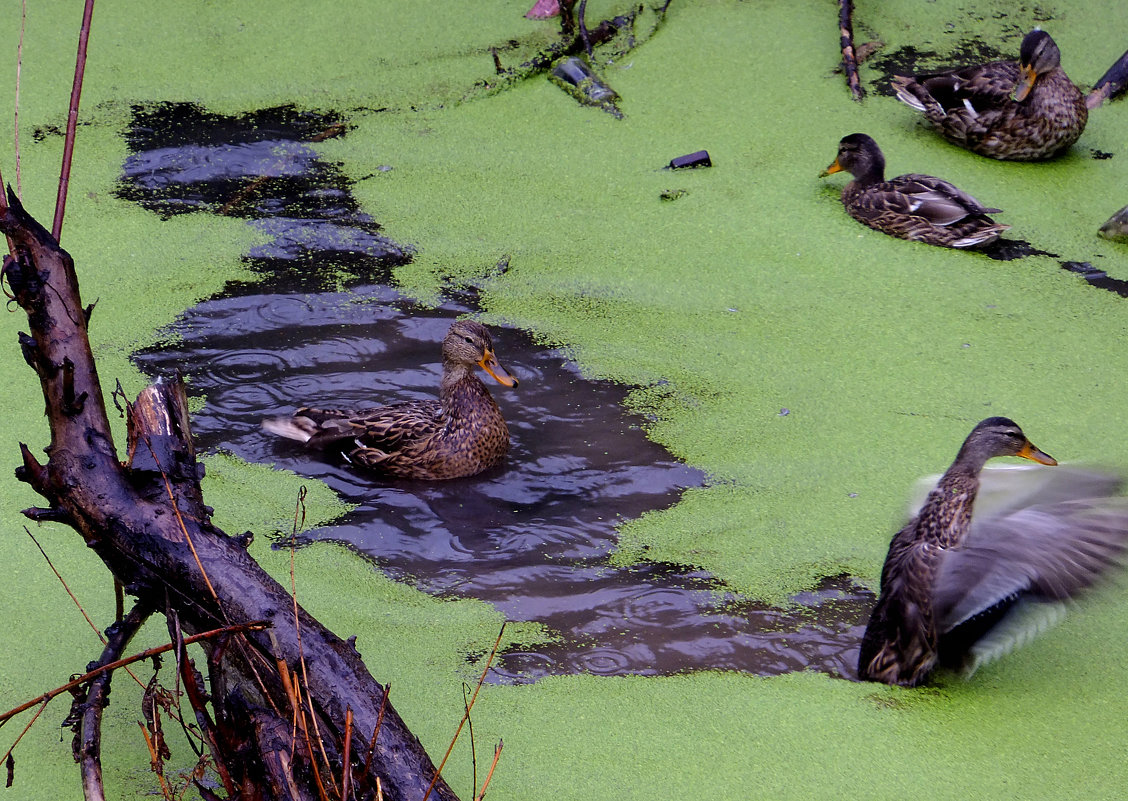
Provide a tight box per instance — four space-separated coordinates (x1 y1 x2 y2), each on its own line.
667 150 712 170
525 0 560 19
1098 204 1128 243
549 56 622 117
1062 261 1108 281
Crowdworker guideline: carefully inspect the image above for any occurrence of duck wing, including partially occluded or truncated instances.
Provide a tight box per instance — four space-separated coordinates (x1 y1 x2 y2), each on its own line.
263 400 443 452
913 61 1020 114
888 174 1001 225
936 497 1128 628
857 524 947 686
934 494 1128 674
907 464 1124 522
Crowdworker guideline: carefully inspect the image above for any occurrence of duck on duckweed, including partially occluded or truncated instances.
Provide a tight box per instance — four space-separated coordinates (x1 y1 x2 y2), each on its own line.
858 417 1128 687
891 29 1088 161
821 133 1009 248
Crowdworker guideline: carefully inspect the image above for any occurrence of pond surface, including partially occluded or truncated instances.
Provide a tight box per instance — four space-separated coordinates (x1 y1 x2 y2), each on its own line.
126 102 871 682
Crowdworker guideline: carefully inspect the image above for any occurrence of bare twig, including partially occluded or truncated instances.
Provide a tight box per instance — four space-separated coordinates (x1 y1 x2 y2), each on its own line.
25 527 103 641
463 684 477 796
474 741 503 801
141 431 221 606
53 0 96 241
0 700 49 781
284 486 341 800
341 706 353 801
838 0 864 101
358 684 390 796
291 680 332 801
170 614 237 797
0 621 269 726
14 0 27 199
578 0 592 59
421 624 506 801
138 719 174 801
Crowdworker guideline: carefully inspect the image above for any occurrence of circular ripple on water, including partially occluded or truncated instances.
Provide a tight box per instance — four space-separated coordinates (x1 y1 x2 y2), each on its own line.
488 651 559 684
573 646 645 676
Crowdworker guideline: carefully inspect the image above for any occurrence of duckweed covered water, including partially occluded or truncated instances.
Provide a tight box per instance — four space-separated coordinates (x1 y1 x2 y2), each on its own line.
4 1 1128 800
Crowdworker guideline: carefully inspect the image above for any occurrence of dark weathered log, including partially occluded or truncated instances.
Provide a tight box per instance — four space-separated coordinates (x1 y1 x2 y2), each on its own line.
1 188 460 801
1087 47 1128 108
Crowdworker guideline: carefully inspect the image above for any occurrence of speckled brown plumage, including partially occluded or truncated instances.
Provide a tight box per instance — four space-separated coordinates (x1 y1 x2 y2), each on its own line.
822 133 1009 248
891 30 1087 161
262 319 517 480
858 417 1057 686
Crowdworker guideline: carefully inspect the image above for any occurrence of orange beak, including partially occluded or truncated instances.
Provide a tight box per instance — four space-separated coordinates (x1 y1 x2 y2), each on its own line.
1013 63 1038 102
820 157 844 178
479 350 518 387
1017 439 1057 466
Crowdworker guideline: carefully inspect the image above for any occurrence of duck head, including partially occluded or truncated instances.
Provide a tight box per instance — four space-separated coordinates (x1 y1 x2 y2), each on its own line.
1014 30 1062 102
443 320 519 387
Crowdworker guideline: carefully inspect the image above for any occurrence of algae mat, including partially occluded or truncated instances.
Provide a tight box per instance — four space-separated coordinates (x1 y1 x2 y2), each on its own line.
2 1 1128 799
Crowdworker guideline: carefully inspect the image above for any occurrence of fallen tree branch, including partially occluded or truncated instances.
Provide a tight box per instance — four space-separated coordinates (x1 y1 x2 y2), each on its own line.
1 188 460 799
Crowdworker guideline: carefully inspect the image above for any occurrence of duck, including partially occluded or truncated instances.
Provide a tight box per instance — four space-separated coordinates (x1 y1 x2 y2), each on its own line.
262 319 518 480
858 417 1128 687
821 133 1009 248
891 29 1087 161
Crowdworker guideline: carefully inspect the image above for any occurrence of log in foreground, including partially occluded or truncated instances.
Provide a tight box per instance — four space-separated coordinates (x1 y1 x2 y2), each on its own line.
1 188 459 801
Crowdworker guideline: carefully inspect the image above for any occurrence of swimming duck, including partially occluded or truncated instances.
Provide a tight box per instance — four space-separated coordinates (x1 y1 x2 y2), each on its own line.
262 319 518 480
821 133 1009 248
891 29 1087 161
858 417 1128 686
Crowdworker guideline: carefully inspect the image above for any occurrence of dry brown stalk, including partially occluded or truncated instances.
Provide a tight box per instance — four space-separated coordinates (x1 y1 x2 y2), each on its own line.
24 527 149 691
359 683 391 794
421 624 506 801
474 740 503 801
0 621 268 726
137 720 174 801
52 0 95 241
0 700 48 773
340 706 353 800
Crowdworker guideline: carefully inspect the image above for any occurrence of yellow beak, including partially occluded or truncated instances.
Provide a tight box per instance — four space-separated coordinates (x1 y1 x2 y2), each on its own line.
479 350 519 387
1013 63 1038 102
820 158 844 178
1017 440 1057 466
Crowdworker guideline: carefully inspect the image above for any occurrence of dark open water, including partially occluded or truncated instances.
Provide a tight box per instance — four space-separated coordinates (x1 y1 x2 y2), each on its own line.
125 103 871 682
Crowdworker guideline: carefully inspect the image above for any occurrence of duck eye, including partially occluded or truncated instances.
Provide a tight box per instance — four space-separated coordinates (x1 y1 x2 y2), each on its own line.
464 336 475 344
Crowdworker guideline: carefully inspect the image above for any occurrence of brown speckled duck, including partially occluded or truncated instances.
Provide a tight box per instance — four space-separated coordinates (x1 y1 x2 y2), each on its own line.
891 29 1087 161
262 319 518 480
821 133 1009 248
859 417 1128 687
